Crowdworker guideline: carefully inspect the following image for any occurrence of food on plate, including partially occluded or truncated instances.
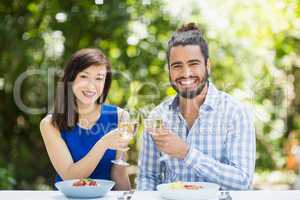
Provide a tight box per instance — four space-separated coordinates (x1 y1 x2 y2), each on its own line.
170 182 203 190
72 179 98 186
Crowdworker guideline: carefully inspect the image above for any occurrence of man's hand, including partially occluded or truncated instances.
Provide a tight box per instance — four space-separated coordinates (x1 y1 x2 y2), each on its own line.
151 129 189 160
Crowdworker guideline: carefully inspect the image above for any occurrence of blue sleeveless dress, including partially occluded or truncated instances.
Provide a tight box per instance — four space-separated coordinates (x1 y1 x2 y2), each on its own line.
54 104 118 185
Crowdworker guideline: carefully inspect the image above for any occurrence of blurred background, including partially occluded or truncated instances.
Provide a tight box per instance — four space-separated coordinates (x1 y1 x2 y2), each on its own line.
0 0 300 190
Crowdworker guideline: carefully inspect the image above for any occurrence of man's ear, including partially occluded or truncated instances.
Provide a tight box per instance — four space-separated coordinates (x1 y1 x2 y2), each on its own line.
207 59 211 75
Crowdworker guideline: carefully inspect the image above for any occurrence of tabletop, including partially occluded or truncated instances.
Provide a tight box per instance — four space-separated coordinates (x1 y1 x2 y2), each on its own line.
1 190 300 200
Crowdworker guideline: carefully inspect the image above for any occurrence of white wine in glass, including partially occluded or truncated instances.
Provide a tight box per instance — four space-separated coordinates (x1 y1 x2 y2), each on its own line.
111 120 138 166
144 118 164 135
144 117 170 161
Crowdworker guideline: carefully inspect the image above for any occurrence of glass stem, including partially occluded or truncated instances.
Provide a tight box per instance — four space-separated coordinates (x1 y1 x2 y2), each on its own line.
119 152 125 160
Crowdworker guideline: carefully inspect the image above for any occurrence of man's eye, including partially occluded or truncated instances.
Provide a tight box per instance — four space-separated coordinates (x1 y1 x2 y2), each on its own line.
190 62 200 66
172 65 181 69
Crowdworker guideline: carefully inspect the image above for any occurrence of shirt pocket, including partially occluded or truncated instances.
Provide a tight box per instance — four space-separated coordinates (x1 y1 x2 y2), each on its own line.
197 122 225 135
190 124 226 160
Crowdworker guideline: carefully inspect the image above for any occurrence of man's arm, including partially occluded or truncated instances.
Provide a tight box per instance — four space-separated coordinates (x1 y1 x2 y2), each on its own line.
183 105 256 190
137 129 162 190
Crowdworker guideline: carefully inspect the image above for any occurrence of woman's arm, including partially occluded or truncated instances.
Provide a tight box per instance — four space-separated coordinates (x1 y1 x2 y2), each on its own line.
111 151 131 190
40 115 127 180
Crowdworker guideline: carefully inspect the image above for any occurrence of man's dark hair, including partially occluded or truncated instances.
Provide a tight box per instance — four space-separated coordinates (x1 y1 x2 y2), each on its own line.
167 23 209 66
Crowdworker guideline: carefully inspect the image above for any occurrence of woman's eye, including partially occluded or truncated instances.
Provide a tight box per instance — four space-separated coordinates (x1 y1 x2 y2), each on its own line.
96 77 104 81
79 75 87 78
96 75 106 80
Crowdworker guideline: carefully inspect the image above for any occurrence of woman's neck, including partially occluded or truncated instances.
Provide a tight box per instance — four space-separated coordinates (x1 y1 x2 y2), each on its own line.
77 103 101 128
77 103 100 117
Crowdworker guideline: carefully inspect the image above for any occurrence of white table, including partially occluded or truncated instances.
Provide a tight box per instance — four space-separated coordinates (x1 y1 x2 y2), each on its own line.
1 190 300 200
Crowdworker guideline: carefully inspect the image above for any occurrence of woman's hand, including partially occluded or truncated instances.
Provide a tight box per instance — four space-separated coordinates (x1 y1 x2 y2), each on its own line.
100 128 130 151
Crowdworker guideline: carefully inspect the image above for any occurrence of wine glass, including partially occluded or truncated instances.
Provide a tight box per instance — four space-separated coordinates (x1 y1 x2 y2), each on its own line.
144 116 179 182
111 111 138 166
144 117 170 162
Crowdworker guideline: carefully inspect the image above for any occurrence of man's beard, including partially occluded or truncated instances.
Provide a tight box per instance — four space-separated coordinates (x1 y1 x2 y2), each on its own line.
170 68 209 99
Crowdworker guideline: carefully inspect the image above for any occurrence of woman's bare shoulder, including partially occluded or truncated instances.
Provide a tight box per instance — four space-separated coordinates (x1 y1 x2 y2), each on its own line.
40 114 60 136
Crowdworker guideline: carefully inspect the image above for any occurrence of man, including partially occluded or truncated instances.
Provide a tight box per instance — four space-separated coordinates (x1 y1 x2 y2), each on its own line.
137 23 256 190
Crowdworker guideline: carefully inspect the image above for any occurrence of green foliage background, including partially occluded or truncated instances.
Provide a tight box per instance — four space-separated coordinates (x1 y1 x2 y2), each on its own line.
0 0 300 189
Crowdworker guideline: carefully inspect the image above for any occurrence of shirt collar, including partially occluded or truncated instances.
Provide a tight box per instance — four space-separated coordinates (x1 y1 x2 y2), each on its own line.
168 81 219 111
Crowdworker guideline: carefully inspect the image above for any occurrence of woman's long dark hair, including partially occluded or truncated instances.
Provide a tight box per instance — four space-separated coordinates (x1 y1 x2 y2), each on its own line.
51 48 112 131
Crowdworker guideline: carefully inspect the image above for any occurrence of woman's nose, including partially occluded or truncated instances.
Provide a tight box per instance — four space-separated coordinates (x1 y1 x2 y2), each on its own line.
86 79 97 89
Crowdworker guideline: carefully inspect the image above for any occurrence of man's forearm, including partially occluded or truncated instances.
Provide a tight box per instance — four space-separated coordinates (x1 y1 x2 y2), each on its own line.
183 147 254 190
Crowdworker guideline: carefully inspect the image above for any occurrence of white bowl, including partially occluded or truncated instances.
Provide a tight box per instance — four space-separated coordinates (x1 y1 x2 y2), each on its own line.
55 179 115 198
157 182 219 200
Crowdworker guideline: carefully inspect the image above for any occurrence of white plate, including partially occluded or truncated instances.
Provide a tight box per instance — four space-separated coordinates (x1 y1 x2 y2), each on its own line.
157 182 219 200
55 179 115 198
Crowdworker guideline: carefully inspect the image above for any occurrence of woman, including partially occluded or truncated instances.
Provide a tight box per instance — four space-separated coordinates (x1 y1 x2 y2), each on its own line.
40 48 130 190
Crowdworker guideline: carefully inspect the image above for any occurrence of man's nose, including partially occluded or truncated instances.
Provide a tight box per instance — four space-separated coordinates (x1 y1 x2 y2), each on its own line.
182 65 193 77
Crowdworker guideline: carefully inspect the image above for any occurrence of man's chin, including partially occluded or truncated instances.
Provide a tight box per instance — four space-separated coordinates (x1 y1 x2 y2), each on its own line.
171 79 208 99
175 82 208 99
178 91 199 99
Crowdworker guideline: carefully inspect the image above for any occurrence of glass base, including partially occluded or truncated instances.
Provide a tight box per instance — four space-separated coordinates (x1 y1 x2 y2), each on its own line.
111 159 130 166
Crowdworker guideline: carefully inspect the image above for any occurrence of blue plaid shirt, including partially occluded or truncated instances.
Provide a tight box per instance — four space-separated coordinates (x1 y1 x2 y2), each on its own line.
137 82 256 190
